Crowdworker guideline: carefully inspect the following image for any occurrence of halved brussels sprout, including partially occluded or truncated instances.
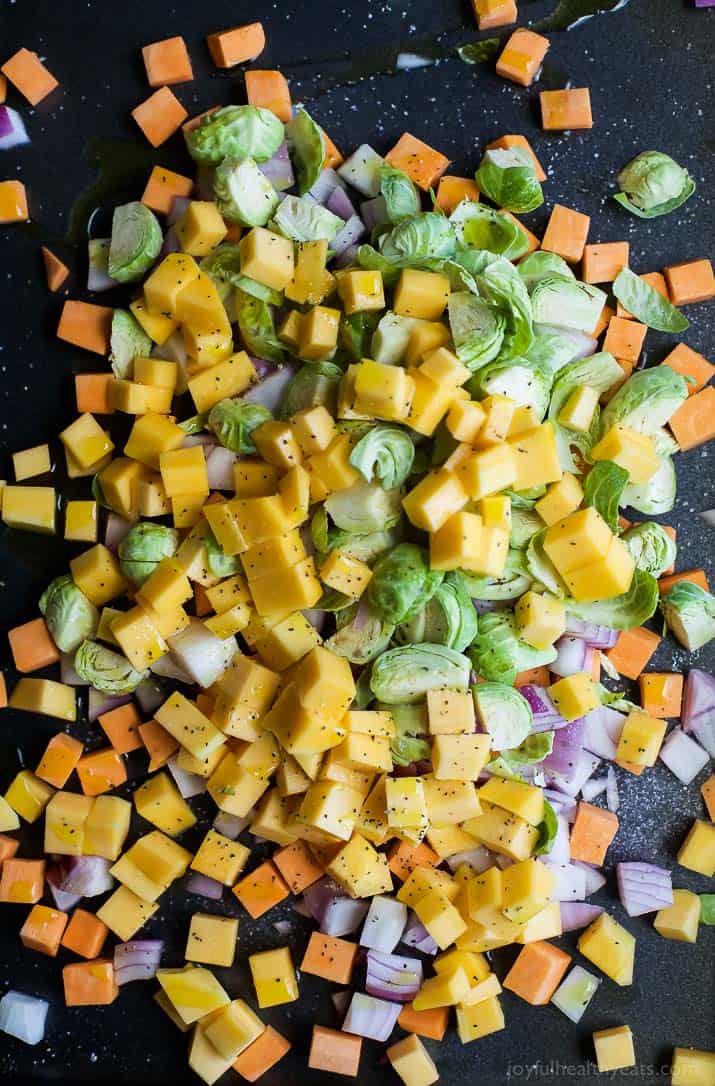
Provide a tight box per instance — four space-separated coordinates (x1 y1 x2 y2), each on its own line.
118 523 179 586
383 703 431 767
235 289 285 365
518 251 575 290
369 543 444 625
379 165 420 224
107 202 162 284
370 643 471 704
272 195 343 242
461 550 533 602
349 426 415 491
39 575 99 653
622 522 677 579
449 200 527 259
109 308 153 379
448 291 505 372
324 482 402 535
204 529 241 578
186 105 285 164
473 358 552 420
599 366 688 437
567 569 659 631
614 151 695 219
213 157 280 226
473 682 533 751
325 601 395 664
660 582 715 652
74 640 147 694
530 275 606 335
396 572 477 653
475 146 544 214
208 398 272 454
286 108 325 195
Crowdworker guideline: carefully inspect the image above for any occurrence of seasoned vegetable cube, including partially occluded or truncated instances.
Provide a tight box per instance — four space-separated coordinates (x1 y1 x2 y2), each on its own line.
591 424 659 483
432 735 491 781
186 914 239 967
592 1025 635 1073
156 965 229 1026
534 473 583 526
403 470 467 533
677 820 715 877
175 201 227 256
298 306 341 362
338 269 386 315
577 913 635 986
478 778 544 827
654 889 700 944
426 689 475 735
353 359 415 422
616 708 667 768
456 444 517 500
394 269 450 321
515 591 565 649
249 946 298 1008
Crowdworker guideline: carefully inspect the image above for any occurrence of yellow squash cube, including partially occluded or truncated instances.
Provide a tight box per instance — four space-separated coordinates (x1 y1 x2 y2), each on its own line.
175 201 227 256
403 469 467 533
155 692 226 764
543 507 612 575
385 776 428 838
534 472 584 526
108 378 173 415
320 550 372 598
133 771 196 836
419 347 470 387
252 421 303 470
239 227 295 291
426 689 475 735
186 914 239 968
463 867 503 921
111 831 192 903
249 557 322 615
297 305 341 361
557 385 599 432
326 834 393 898
654 888 700 943
507 422 562 491
405 322 451 367
4 770 54 824
191 829 249 886
423 779 481 826
233 459 278 498
208 755 270 817
464 804 538 861
290 405 336 456
60 414 114 470
159 446 208 498
593 1026 635 1073
307 434 360 493
414 892 468 952
285 241 336 306
476 395 515 446
548 673 600 722
123 413 185 470
563 536 635 601
2 486 56 534
353 359 415 422
616 708 667 768
9 678 76 722
432 735 491 781
136 559 192 615
175 272 229 332
111 606 168 670
405 371 456 437
479 494 511 532
516 901 563 944
203 999 264 1061
446 399 487 443
478 778 544 827
187 352 256 413
387 1034 439 1086
515 590 566 649
64 500 98 543
591 424 659 484
70 543 126 606
13 444 51 481
156 965 230 1026
98 458 146 520
249 946 298 1008
134 357 177 391
337 269 386 315
455 996 505 1044
456 443 517 500
44 791 93 855
97 885 158 941
508 405 539 437
671 1048 715 1086
501 858 555 923
143 253 199 317
130 297 178 345
677 819 715 877
188 1020 234 1084
429 511 482 573
297 781 363 841
577 912 635 986
84 795 131 860
394 268 450 321
182 324 233 368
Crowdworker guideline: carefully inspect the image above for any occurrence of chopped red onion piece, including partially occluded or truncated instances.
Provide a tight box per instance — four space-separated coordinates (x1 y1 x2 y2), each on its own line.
213 811 253 839
544 750 600 797
301 609 327 634
659 727 710 784
206 446 238 490
258 141 295 191
195 166 215 201
186 872 223 900
520 685 569 732
563 617 618 649
134 675 166 715
342 992 401 1041
581 777 608 802
159 225 181 258
544 861 587 901
326 185 357 221
0 991 48 1046
304 878 369 936
167 618 237 688
559 902 603 931
542 718 586 776
571 861 607 897
606 766 620 812
167 755 207 798
616 861 673 917
0 106 30 150
88 687 132 723
333 243 360 269
114 940 164 985
445 845 493 874
400 912 439 955
104 513 132 554
551 636 595 678
47 855 113 897
331 214 367 257
150 653 195 684
582 706 625 761
49 884 81 911
308 168 345 204
365 949 423 1002
545 814 571 865
242 364 297 411
543 789 577 822
360 895 407 953
360 195 389 231
681 669 715 756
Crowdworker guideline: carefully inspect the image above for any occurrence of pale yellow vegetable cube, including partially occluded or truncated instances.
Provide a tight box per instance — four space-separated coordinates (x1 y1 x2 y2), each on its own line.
133 771 196 837
507 421 562 491
70 543 126 606
298 305 341 361
534 472 583 526
111 606 168 670
186 913 239 967
13 444 51 482
671 1047 715 1086
426 689 475 734
405 322 451 367
387 1034 439 1086
96 885 158 942
432 734 491 780
403 469 467 533
577 913 635 986
239 227 295 291
159 446 208 498
285 240 335 305
654 888 700 943
478 778 544 826
476 395 515 446
60 414 114 470
591 424 659 484
2 485 56 534
677 820 715 877
9 679 76 723
144 253 199 317
515 590 566 649
557 385 599 432
456 443 517 500
616 708 667 768
203 998 264 1061
64 500 98 542
353 359 415 422
593 1025 635 1073
479 494 511 532
446 399 487 443
429 511 483 572
419 346 470 387
394 268 450 320
156 964 230 1025
455 996 505 1043
337 269 385 315
548 673 600 722
290 405 336 455
4 770 54 823
175 201 227 255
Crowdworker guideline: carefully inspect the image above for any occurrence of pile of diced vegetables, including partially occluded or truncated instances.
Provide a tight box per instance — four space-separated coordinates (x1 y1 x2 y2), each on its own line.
1 9 715 1086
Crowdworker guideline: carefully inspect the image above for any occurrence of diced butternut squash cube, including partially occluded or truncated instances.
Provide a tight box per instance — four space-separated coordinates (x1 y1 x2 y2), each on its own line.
455 996 505 1044
541 88 593 130
591 424 658 483
9 678 76 722
385 132 450 191
548 673 600 722
456 443 517 500
578 912 635 985
2 49 58 106
239 227 294 291
478 778 544 827
677 819 715 877
2 485 56 534
615 708 667 768
664 258 715 306
207 23 266 68
535 472 583 525
0 179 29 223
592 1025 635 1073
671 1047 715 1086
245 70 292 124
132 87 188 147
387 1034 439 1086
496 29 550 87
507 422 562 491
541 204 590 264
515 591 566 649
653 888 700 944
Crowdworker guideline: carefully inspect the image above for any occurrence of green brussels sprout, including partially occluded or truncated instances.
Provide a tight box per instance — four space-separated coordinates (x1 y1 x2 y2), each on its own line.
118 522 179 586
381 703 431 766
285 108 325 195
323 482 402 535
614 151 695 219
369 543 444 625
39 575 99 653
469 611 556 685
325 601 395 665
622 522 677 579
523 330 581 377
530 275 607 335
235 289 286 365
567 568 659 631
473 682 533 751
186 105 284 165
213 157 280 227
518 251 575 290
476 257 534 362
475 146 544 214
74 640 147 694
450 200 528 259
107 202 162 284
379 212 456 264
311 506 401 565
660 582 715 652
497 731 554 772
396 573 477 653
472 358 552 420
370 643 471 704
379 165 420 224
447 291 505 371
612 268 688 334
549 352 624 474
600 366 688 437
281 362 342 418
109 308 153 379
272 195 343 242
204 529 242 579
349 426 415 491
339 311 382 363
526 529 568 598
178 413 209 436
208 398 272 454
582 461 629 533
460 550 533 602
510 509 543 550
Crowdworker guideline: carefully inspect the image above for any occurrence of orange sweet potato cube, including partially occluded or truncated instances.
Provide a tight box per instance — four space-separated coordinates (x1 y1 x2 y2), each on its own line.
98 702 143 754
638 673 683 718
272 840 324 893
661 343 715 395
142 37 193 87
75 373 114 415
36 733 84 789
8 617 60 673
63 959 118 1006
385 132 451 191
669 386 715 451
569 802 619 866
541 88 593 131
207 23 266 68
496 29 550 87
0 180 29 224
76 748 127 796
605 627 660 680
233 1025 291 1081
659 569 710 595
245 71 292 124
309 1026 362 1077
388 839 440 881
602 316 647 363
42 247 69 293
436 176 480 214
233 861 290 918
503 940 571 1005
0 835 20 868
141 165 193 215
472 0 518 30
616 272 668 319
132 86 188 147
1 48 58 105
138 720 179 772
540 204 590 264
0 858 45 903
582 242 629 285
20 904 68 956
61 908 109 959
0 672 6 709
664 259 715 306
301 931 358 985
0 74 6 104
398 1003 449 1041
58 300 112 356
486 134 547 181
321 129 344 170
592 303 615 339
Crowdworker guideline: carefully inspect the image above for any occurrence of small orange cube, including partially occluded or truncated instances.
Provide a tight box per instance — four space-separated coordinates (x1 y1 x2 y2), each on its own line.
301 931 358 985
472 0 518 30
660 343 715 395
582 242 629 285
1 48 58 105
0 180 29 224
603 316 647 363
141 165 193 215
701 776 715 821
97 702 143 755
664 259 715 306
569 802 619 866
504 941 571 1005
272 840 324 893
388 839 440 881
8 617 60 673
132 86 188 147
659 569 710 595
541 88 593 131
233 1025 291 1081
385 132 451 192
0 835 20 868
76 748 127 796
639 673 683 718
42 247 69 293
309 1026 362 1077
321 129 344 170
233 861 290 918
20 904 68 956
142 37 193 87
207 23 266 68
75 373 114 415
0 858 45 903
496 29 550 88
36 733 84 789
541 204 590 264
138 720 179 772
436 176 480 214
61 908 109 959
669 386 715 452
398 1003 449 1042
57 300 113 356
63 959 118 1007
605 627 661 680
245 70 292 124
